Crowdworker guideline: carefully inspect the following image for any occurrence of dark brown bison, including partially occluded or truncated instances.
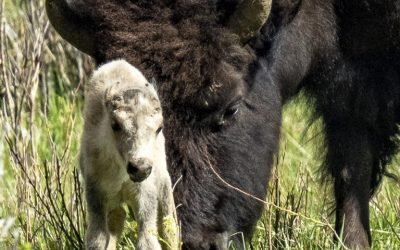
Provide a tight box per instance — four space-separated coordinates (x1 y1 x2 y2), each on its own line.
46 0 400 249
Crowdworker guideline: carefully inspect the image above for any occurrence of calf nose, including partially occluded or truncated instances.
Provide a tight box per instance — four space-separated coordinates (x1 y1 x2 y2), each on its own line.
127 160 152 182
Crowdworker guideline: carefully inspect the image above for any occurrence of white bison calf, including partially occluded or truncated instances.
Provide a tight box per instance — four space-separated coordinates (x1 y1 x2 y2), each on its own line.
80 60 178 250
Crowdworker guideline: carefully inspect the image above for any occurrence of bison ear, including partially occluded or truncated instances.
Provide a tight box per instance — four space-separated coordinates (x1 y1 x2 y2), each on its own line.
270 0 302 27
46 0 96 56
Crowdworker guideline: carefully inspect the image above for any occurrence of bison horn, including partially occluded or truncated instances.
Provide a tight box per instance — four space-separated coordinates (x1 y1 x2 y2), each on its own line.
227 0 272 44
45 0 96 56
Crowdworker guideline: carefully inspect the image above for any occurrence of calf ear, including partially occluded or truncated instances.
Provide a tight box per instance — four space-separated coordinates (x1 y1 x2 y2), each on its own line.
104 84 123 111
148 77 159 91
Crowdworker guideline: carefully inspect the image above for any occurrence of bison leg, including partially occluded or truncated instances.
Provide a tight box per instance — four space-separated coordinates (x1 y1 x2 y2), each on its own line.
325 124 373 249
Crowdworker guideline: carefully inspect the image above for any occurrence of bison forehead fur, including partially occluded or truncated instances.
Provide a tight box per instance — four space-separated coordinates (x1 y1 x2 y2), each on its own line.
71 0 255 115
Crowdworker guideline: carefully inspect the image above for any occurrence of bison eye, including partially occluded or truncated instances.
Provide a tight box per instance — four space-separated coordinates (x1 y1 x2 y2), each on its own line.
156 126 163 135
223 104 239 119
111 121 121 132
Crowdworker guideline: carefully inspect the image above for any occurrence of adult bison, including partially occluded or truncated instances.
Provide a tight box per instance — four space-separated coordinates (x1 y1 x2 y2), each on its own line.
46 0 400 249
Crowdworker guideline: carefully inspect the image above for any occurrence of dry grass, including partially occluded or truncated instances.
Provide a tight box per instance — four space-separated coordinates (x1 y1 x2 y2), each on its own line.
0 0 92 248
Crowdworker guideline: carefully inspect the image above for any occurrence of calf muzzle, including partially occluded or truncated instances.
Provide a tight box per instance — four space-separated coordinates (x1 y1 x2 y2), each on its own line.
127 160 152 182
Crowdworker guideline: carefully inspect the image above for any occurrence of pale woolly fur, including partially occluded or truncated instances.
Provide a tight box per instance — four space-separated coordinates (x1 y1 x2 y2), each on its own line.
80 60 179 250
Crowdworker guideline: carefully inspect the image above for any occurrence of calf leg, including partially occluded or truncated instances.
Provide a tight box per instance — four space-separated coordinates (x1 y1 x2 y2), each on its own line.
85 180 110 250
86 210 109 250
159 181 179 250
131 189 162 250
325 124 373 249
106 206 126 249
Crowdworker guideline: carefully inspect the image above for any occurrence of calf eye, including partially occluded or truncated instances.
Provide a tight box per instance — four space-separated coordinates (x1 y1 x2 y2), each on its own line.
156 126 163 135
111 121 121 131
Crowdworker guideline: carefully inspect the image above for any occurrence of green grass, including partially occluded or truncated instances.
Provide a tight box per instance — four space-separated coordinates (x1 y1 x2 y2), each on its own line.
0 0 399 249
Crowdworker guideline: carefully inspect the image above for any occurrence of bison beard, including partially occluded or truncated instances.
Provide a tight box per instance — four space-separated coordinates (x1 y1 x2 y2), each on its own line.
47 0 400 249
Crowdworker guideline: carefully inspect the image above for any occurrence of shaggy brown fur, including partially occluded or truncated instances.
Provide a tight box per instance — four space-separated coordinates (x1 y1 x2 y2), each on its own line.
75 1 255 114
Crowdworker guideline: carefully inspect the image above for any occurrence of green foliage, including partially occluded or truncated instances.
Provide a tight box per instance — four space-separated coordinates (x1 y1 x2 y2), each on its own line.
0 0 398 249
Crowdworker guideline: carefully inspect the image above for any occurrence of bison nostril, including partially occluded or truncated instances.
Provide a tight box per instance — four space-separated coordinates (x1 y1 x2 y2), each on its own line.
127 162 139 175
